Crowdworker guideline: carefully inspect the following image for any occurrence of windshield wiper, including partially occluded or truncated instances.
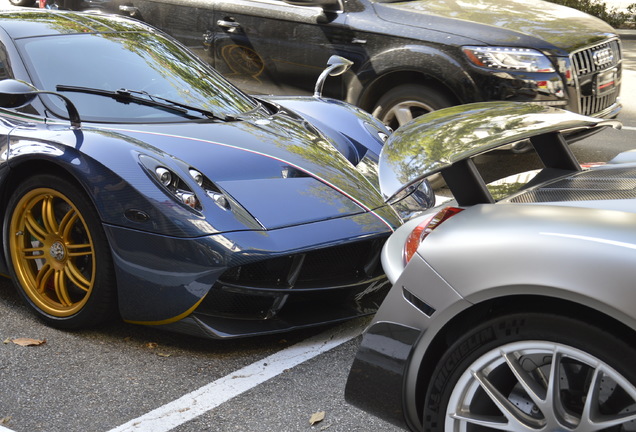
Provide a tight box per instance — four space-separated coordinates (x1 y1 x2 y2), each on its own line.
56 85 236 121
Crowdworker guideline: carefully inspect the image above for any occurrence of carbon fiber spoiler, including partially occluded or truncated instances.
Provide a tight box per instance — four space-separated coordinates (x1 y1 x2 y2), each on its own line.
379 102 621 207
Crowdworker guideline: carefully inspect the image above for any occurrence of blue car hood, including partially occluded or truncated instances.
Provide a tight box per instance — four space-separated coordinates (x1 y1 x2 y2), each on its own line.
373 0 616 53
94 112 394 230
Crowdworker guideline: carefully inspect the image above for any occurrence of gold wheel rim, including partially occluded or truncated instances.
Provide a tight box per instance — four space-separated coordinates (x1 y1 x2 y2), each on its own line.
10 188 96 317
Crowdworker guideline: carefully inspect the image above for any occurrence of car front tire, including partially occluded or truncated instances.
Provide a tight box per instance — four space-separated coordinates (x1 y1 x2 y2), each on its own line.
423 313 636 431
371 84 454 130
4 175 117 329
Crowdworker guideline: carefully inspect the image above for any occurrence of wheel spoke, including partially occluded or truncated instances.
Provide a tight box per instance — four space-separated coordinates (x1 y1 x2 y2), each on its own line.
25 210 48 242
58 207 78 240
449 412 511 430
472 370 540 429
579 366 603 432
64 262 92 293
41 195 59 234
66 243 93 257
394 106 414 126
546 350 582 428
20 246 46 260
586 410 636 430
35 263 53 293
54 269 73 307
580 367 636 431
503 351 548 403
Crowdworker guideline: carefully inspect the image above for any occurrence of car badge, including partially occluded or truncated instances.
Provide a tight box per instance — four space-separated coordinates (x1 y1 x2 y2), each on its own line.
592 48 614 67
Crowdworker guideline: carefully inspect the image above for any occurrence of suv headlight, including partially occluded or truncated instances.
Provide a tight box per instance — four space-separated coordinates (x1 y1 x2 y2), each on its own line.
463 46 555 73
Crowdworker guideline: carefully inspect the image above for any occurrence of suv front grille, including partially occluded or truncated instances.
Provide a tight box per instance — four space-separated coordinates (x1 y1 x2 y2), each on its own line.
572 40 621 75
571 39 622 116
580 88 620 116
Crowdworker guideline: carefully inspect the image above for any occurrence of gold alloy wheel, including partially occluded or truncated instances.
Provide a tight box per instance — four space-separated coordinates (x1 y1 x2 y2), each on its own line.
9 187 96 317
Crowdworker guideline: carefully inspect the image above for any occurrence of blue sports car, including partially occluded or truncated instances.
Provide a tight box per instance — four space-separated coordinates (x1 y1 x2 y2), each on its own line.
0 10 421 338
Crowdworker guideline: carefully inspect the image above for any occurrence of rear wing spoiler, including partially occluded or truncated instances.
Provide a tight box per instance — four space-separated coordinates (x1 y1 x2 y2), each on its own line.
379 102 621 207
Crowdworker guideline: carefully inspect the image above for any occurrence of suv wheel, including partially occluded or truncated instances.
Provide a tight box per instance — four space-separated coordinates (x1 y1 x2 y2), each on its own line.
371 84 454 130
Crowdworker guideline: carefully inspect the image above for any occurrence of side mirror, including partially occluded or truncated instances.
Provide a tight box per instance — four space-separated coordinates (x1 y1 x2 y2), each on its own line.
0 79 81 128
0 79 39 108
314 55 353 98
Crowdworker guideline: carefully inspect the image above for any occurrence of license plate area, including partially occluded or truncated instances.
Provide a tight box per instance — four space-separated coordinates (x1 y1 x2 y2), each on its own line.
594 68 617 97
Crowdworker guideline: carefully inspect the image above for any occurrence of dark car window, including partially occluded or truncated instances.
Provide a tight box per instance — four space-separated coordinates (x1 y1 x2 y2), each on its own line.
17 31 259 123
0 43 11 81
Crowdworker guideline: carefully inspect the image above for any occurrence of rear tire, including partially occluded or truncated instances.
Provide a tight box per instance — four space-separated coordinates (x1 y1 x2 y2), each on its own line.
423 313 636 431
4 175 117 329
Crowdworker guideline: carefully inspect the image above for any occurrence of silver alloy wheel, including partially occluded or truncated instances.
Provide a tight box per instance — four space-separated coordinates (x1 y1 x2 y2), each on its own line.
373 100 435 128
379 102 445 188
445 341 636 431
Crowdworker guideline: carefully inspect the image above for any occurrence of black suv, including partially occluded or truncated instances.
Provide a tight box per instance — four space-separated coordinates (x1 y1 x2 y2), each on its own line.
31 0 622 129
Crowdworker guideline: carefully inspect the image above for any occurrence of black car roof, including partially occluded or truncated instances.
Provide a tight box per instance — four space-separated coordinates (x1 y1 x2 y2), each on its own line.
0 9 149 39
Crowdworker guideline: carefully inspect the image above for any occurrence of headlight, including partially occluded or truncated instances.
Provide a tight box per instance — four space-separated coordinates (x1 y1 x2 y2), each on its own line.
189 169 203 186
155 167 172 186
463 46 555 73
139 155 230 211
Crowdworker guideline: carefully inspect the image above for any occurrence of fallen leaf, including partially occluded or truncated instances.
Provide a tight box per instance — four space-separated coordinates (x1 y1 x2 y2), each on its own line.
3 338 10 344
11 338 46 347
145 342 158 349
1 416 11 424
157 352 171 357
309 411 325 425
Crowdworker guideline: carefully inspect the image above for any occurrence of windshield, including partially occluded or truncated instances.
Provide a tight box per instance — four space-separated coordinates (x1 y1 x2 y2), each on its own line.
17 32 259 123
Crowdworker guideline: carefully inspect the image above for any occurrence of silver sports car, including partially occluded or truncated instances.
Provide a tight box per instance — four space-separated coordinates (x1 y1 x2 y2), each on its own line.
345 102 636 431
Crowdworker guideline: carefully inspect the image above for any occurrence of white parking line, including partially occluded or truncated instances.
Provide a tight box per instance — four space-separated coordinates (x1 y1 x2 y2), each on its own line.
624 126 636 131
107 318 367 432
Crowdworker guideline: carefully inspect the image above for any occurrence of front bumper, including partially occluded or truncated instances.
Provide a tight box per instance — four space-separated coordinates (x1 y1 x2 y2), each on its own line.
470 39 622 119
103 211 394 338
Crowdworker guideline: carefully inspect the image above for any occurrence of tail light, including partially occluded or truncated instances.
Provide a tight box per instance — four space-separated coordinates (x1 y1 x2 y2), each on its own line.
403 207 463 264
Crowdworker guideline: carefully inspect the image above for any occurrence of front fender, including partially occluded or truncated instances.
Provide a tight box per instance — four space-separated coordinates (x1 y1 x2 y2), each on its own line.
423 203 636 332
352 44 476 107
5 124 249 238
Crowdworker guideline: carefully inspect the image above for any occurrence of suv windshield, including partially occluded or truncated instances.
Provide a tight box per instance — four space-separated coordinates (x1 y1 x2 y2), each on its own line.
18 32 259 123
